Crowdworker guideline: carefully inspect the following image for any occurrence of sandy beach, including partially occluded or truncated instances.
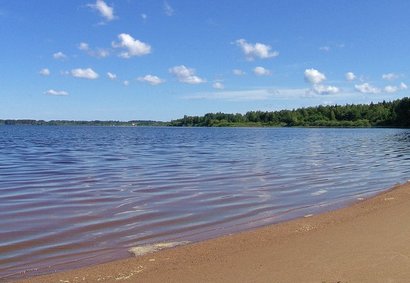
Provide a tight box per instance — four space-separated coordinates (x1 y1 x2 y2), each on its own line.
16 181 410 283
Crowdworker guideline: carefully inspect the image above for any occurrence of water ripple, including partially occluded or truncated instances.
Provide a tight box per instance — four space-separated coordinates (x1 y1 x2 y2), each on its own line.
0 126 409 280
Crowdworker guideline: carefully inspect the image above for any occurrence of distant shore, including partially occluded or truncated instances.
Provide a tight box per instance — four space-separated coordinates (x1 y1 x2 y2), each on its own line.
17 181 410 283
2 96 410 128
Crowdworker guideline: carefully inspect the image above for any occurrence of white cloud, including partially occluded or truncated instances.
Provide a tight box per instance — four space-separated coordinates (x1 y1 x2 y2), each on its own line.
253 66 271 76
312 84 340 95
304 68 326 84
71 68 99 80
235 39 279 60
53 51 67 60
78 42 109 58
138 75 165 85
44 89 69 96
319 46 330 52
354 83 380 94
107 72 117 80
304 69 338 95
382 73 399 81
39 68 50 76
95 49 110 58
88 0 115 21
163 1 174 16
112 33 151 58
345 72 356 81
233 69 245 76
212 82 224 89
384 82 408 93
384 85 399 93
169 65 206 84
319 43 345 52
123 80 130 86
78 42 89 51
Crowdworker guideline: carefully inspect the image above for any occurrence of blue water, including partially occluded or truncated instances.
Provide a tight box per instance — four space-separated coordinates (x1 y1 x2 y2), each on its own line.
1 126 409 279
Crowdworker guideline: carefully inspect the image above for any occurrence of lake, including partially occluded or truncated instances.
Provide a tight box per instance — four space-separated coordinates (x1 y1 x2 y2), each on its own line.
1 126 409 280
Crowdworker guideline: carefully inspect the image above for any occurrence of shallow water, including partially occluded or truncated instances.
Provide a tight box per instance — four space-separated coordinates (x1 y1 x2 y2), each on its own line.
1 126 409 279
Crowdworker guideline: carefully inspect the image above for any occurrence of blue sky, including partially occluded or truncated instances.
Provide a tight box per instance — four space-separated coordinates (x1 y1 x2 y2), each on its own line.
1 0 409 121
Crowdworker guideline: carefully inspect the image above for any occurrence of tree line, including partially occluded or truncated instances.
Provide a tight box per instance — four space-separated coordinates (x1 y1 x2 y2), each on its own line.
1 97 409 128
170 97 410 128
0 120 167 127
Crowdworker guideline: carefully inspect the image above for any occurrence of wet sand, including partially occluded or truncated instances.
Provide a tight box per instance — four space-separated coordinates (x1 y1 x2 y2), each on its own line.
18 182 410 283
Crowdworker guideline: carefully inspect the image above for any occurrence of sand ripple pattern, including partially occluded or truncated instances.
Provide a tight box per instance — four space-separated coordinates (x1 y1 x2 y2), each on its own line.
1 127 409 279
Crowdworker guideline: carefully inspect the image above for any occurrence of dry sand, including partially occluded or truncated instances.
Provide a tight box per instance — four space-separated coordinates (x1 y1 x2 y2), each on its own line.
17 182 410 283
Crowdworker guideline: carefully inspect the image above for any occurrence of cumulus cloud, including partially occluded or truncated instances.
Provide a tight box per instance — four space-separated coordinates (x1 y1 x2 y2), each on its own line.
112 33 151 58
354 83 380 94
163 1 174 16
88 0 115 21
304 68 326 84
253 66 271 76
107 72 117 80
39 68 50 76
123 80 130 86
312 84 339 95
345 72 356 81
233 69 245 76
138 75 165 85
235 39 279 60
382 73 399 81
304 69 338 95
384 82 408 93
71 68 99 79
53 51 67 60
212 82 224 89
44 89 69 96
384 85 399 93
169 65 206 84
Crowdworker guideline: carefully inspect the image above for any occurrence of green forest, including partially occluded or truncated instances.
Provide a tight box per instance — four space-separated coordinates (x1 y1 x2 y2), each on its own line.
170 97 410 128
1 97 410 128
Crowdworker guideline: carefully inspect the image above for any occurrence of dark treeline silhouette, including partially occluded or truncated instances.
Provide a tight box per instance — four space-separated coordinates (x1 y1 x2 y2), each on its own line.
170 97 410 128
2 97 409 128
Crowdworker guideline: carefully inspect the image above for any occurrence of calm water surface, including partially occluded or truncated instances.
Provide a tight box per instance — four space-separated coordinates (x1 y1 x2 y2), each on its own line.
1 126 409 279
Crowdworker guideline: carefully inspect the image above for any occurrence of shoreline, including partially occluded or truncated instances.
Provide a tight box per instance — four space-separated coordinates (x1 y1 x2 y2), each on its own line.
16 181 410 282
